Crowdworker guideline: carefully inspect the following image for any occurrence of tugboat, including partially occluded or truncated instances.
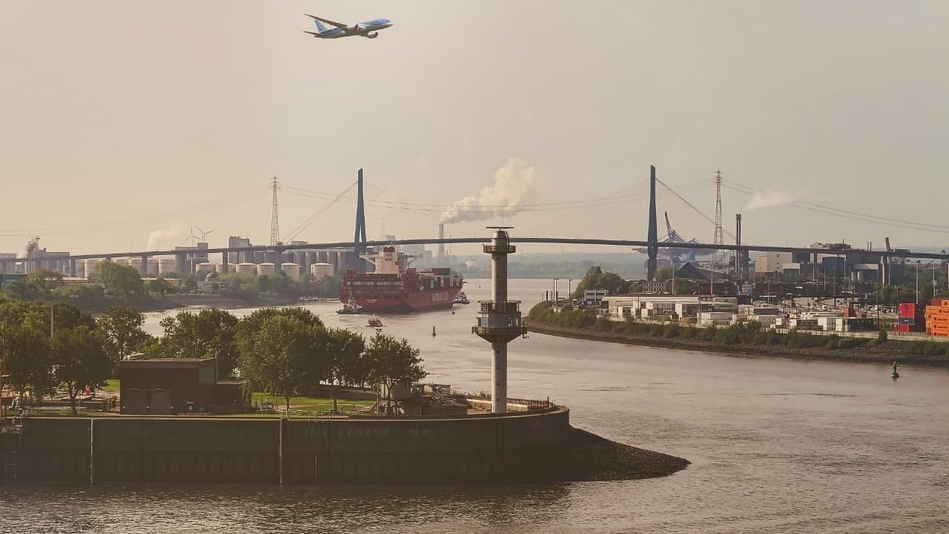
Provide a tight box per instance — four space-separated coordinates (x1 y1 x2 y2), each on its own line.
337 296 363 315
453 291 470 305
367 316 383 328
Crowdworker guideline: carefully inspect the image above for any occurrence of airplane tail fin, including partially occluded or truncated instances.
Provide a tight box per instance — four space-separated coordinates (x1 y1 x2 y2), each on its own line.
312 19 328 33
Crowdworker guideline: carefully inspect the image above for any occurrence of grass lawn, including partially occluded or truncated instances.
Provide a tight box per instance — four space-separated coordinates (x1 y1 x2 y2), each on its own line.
101 379 120 393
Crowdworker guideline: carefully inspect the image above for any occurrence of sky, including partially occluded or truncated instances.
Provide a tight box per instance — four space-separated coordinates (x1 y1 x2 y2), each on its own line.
2 1 948 257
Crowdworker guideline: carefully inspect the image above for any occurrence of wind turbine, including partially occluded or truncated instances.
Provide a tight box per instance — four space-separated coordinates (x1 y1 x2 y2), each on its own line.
181 225 201 248
194 225 214 245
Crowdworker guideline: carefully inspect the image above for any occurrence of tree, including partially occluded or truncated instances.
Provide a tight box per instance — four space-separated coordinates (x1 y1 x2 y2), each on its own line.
237 314 327 414
93 261 145 297
160 309 240 377
145 276 173 297
52 326 111 415
97 306 150 374
573 266 628 298
325 328 367 413
365 333 426 414
26 268 64 299
3 323 53 403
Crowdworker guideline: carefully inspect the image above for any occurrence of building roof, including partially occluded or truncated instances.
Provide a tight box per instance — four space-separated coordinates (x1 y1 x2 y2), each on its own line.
120 358 214 369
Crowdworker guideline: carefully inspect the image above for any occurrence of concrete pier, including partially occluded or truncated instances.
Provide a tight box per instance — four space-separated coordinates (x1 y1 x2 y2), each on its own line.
0 407 569 485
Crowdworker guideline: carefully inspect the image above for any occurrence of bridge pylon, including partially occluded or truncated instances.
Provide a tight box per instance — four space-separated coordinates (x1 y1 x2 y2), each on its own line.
646 165 659 280
353 168 368 272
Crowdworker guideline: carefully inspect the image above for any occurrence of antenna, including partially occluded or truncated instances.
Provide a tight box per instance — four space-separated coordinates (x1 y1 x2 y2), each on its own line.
713 170 726 269
270 175 280 246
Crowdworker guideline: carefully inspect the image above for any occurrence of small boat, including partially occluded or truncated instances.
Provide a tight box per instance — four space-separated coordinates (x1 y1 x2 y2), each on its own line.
367 317 383 328
453 291 470 305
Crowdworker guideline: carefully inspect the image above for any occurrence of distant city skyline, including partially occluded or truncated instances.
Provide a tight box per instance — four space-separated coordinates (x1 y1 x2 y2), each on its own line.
2 1 948 256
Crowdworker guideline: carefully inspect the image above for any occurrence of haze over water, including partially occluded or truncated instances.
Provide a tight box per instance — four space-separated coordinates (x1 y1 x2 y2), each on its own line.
3 279 948 533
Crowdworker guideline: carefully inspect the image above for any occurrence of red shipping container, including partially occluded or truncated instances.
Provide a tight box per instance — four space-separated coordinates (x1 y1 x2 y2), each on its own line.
899 303 919 317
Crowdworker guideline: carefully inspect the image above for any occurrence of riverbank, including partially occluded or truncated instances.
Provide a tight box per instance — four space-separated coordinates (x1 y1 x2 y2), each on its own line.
79 294 311 314
525 319 949 368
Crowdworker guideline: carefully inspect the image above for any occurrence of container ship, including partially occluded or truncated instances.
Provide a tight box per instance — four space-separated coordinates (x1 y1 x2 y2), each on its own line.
339 246 463 313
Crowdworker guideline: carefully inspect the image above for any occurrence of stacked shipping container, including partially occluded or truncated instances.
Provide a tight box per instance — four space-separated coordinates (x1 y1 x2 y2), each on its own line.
894 303 926 333
925 298 949 337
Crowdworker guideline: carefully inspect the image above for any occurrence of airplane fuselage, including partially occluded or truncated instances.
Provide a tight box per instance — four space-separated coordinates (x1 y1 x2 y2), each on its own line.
306 17 392 39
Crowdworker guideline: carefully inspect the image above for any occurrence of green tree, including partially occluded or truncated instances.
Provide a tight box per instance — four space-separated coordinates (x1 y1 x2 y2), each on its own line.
237 314 326 414
365 333 426 413
97 306 150 374
325 328 368 413
52 326 111 415
93 261 145 297
3 324 53 403
26 268 64 299
145 276 173 297
573 266 628 297
159 309 240 377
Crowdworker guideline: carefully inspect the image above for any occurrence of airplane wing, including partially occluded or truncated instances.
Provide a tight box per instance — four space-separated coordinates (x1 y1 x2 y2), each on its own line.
303 31 320 36
305 14 349 29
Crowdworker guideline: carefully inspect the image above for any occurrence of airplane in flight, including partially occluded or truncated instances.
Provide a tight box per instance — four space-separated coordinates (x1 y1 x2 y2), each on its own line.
303 14 393 39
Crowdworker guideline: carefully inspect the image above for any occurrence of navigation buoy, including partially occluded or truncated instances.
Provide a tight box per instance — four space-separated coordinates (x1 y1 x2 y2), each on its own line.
432 326 437 337
891 361 900 379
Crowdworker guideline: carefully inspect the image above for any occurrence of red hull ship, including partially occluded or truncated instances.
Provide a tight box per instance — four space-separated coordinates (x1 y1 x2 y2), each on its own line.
339 246 463 313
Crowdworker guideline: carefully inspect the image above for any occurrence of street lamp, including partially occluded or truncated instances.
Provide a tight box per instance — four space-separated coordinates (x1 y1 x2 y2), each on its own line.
553 277 560 304
916 260 921 305
567 279 573 303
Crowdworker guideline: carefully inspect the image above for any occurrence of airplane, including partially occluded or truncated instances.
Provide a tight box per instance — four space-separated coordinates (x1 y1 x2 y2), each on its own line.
303 14 392 39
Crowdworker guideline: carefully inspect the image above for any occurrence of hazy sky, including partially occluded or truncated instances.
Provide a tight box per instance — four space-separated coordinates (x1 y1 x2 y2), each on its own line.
2 1 948 256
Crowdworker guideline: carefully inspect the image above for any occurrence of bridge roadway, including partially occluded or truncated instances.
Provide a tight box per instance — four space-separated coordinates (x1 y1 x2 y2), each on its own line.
64 237 948 262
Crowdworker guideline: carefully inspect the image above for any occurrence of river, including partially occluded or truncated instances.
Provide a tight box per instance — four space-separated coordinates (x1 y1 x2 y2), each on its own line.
2 279 948 533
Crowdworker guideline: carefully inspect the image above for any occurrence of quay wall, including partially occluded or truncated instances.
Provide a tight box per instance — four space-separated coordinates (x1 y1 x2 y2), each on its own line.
0 407 569 485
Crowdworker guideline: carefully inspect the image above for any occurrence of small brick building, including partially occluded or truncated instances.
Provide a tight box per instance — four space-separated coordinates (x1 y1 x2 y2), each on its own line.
119 358 247 415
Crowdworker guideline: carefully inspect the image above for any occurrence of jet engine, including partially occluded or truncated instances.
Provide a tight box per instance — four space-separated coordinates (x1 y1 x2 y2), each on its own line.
367 32 379 39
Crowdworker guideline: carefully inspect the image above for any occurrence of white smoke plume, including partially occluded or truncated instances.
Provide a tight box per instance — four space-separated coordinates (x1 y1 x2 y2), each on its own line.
440 158 545 224
147 223 183 250
744 184 809 211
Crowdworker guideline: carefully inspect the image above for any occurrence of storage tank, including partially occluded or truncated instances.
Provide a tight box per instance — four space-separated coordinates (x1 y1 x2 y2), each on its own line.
280 262 301 281
236 262 257 276
215 263 235 274
146 258 159 276
128 257 144 273
195 262 216 274
83 259 100 278
310 262 334 280
257 262 276 276
157 257 177 276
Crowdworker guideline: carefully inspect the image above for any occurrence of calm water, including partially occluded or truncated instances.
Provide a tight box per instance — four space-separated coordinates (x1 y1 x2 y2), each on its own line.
2 280 948 533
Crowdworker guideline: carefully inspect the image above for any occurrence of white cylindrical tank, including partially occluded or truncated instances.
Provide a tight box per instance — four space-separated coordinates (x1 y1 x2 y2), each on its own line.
83 259 100 278
195 262 216 274
214 263 235 274
310 262 334 280
280 262 301 281
157 257 177 276
236 262 256 275
128 257 143 272
257 262 275 276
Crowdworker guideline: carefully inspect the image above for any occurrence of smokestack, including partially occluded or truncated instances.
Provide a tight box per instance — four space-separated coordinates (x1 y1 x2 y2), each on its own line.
437 223 446 264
